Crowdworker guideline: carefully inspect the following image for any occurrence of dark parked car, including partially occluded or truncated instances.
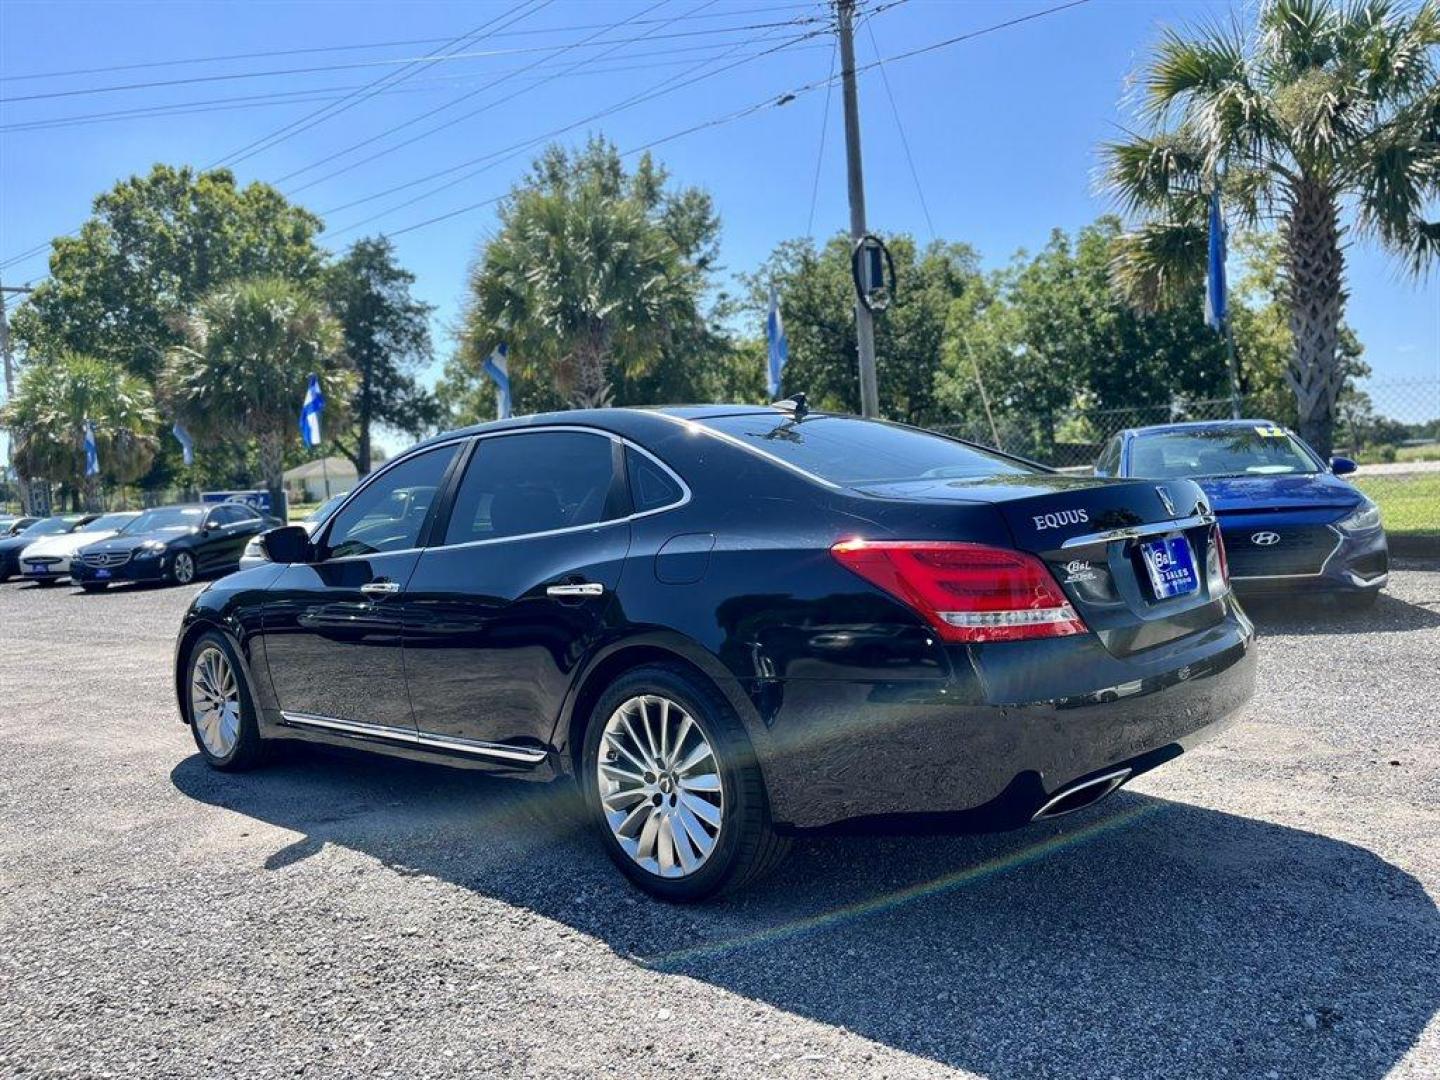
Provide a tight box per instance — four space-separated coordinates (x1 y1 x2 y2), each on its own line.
174 406 1256 901
72 502 274 591
1095 420 1387 607
0 514 98 581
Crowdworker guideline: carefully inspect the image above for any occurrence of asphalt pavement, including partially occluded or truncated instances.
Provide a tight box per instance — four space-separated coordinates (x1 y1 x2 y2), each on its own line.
1 566 1437 1079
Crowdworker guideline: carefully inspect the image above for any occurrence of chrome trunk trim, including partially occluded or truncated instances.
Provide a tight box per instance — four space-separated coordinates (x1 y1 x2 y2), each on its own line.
1060 513 1214 550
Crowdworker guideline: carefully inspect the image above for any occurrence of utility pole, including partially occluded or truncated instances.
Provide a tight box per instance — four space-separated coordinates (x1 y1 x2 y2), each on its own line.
0 280 36 512
836 0 879 418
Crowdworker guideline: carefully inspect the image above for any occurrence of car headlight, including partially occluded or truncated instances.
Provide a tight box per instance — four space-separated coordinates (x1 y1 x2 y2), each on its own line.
242 537 263 558
135 540 167 557
1338 500 1382 533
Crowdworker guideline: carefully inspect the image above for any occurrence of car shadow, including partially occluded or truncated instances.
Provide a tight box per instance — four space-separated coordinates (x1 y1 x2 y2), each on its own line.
171 749 1439 1080
1242 587 1440 635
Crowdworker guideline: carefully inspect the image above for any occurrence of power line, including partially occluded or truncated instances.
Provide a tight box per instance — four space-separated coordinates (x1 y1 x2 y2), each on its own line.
324 20 821 239
379 0 1092 240
805 39 838 239
0 12 833 105
279 0 688 193
0 3 821 83
211 0 549 170
0 40 808 135
865 15 934 239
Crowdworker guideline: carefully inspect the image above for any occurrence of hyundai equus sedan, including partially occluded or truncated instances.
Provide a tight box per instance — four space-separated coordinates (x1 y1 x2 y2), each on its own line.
175 406 1256 901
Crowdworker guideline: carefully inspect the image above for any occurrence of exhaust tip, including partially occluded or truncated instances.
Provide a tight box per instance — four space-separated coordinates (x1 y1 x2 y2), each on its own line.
1031 768 1132 822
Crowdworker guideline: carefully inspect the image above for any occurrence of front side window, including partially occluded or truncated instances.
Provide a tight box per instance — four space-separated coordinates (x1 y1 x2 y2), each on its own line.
698 414 1035 489
323 445 458 558
1129 427 1321 480
444 431 618 545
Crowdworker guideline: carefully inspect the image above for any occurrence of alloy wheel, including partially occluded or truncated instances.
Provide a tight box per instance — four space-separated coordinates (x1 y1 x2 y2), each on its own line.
173 552 195 584
190 646 241 758
596 694 724 879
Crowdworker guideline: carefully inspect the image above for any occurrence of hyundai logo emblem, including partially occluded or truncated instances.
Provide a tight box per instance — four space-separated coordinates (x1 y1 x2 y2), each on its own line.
1250 531 1281 547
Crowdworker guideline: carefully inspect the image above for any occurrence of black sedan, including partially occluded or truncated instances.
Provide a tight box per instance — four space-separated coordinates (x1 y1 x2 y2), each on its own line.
173 406 1256 901
72 502 272 591
0 514 98 581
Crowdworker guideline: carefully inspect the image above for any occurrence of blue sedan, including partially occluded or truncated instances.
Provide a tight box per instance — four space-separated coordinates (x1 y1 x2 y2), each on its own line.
1094 420 1387 607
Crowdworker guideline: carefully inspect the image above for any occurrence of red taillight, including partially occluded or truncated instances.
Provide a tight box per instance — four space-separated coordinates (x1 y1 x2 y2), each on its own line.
830 540 1088 643
1209 525 1230 591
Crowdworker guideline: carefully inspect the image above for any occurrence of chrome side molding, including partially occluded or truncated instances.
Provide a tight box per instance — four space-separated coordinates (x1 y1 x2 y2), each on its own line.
279 711 548 765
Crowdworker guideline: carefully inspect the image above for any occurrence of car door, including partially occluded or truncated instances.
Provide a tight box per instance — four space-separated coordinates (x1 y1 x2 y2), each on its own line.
198 505 254 570
260 442 461 734
402 429 632 755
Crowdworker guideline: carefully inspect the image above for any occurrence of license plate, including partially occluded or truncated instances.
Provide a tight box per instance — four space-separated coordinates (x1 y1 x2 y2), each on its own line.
95 568 111 579
1140 534 1198 599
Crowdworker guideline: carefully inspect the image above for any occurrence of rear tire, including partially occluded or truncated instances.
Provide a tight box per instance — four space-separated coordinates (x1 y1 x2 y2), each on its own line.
184 630 265 771
581 663 787 902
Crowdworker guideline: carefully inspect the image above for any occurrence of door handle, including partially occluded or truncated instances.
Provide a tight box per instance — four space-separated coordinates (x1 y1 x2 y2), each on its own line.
546 582 604 598
361 580 402 598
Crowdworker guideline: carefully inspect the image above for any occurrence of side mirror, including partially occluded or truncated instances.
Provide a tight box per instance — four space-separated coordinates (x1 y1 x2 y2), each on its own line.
260 525 313 564
1330 456 1357 476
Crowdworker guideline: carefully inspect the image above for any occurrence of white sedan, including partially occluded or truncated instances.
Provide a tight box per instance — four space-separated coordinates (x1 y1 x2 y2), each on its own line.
19 511 140 585
237 492 349 570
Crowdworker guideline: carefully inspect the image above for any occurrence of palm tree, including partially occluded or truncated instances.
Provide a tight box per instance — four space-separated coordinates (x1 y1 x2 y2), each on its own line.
1 352 159 510
1103 0 1439 455
161 277 352 514
469 147 702 409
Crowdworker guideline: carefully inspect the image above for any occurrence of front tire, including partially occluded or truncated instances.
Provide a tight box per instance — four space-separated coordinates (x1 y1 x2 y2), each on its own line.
184 630 264 771
581 663 787 902
170 550 197 586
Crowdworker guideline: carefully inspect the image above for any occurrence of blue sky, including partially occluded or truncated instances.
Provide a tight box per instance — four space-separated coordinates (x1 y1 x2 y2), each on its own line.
2 0 1436 424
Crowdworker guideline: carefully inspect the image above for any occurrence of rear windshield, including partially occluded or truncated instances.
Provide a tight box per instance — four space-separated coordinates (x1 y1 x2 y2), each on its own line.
1130 426 1320 479
699 414 1035 487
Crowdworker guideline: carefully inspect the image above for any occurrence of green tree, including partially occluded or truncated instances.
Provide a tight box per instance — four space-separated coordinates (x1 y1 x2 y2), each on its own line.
2 353 158 510
461 139 708 409
1103 0 1440 456
11 164 324 381
323 236 439 475
161 278 352 515
742 234 984 425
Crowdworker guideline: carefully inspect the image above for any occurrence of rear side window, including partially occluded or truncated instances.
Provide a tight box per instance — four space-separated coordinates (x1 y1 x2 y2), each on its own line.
444 431 619 545
626 448 685 513
698 414 1035 488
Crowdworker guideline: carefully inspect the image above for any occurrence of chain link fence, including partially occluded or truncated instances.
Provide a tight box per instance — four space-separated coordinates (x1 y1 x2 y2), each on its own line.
934 378 1439 545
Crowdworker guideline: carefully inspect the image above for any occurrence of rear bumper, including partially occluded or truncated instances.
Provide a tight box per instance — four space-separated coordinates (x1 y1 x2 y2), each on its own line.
751 609 1256 831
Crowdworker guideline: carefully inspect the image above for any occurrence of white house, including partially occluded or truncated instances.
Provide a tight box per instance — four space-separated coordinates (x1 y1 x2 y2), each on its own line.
284 457 358 504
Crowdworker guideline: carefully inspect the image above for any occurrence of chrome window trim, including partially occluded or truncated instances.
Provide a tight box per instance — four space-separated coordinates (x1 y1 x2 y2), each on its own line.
1060 512 1215 550
318 426 691 562
279 711 548 764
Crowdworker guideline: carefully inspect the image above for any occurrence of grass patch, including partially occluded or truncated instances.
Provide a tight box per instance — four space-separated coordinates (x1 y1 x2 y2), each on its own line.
1354 473 1440 537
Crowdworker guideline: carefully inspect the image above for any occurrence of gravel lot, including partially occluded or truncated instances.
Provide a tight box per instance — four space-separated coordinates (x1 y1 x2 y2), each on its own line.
2 566 1437 1079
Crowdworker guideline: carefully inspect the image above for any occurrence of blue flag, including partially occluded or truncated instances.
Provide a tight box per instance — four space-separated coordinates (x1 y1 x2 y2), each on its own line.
1204 189 1227 331
300 374 325 449
83 420 100 477
766 284 788 400
172 422 194 466
483 342 511 420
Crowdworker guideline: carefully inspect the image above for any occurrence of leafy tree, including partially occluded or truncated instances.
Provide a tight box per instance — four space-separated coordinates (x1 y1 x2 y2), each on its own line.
742 233 984 425
461 139 707 409
2 353 158 510
1102 0 1440 456
11 164 324 381
161 278 353 516
323 236 439 475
